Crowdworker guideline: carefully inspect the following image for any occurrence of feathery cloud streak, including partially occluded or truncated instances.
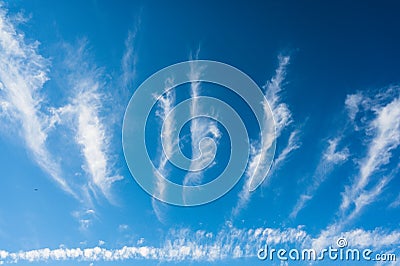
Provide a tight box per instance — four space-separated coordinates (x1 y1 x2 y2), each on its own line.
151 78 176 221
314 87 400 249
0 6 76 197
121 29 138 91
56 42 123 201
233 55 299 216
340 88 400 220
182 56 221 203
290 137 349 218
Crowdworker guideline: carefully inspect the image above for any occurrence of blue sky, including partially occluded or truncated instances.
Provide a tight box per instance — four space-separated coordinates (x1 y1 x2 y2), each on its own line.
0 0 399 265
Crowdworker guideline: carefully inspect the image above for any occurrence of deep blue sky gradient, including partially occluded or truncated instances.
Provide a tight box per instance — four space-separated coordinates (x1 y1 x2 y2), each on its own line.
0 1 399 265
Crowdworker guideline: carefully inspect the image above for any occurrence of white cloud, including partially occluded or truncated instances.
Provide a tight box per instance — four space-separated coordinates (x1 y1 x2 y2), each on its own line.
347 177 391 221
250 55 293 186
151 50 222 211
57 42 123 202
118 224 129 232
233 55 300 216
340 91 400 219
1 226 399 264
265 55 292 136
323 138 350 163
389 192 400 208
267 129 301 178
72 209 97 231
345 92 363 122
0 6 76 197
151 77 176 222
312 226 400 252
290 137 349 218
79 220 91 231
316 87 400 249
0 226 308 263
0 6 122 205
121 28 138 91
137 238 145 245
183 54 221 201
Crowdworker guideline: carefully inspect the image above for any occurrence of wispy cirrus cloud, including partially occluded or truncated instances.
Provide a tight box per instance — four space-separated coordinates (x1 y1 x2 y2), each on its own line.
0 6 76 197
290 137 349 219
182 52 221 201
389 192 400 209
55 42 123 202
314 86 400 249
267 129 301 180
149 49 222 212
151 77 176 222
233 55 301 216
121 29 138 92
340 88 400 221
0 5 123 212
264 55 293 136
345 92 364 124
